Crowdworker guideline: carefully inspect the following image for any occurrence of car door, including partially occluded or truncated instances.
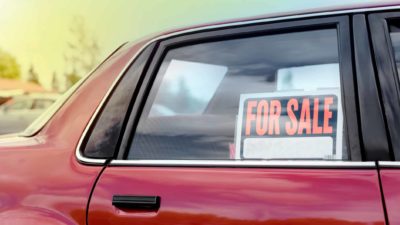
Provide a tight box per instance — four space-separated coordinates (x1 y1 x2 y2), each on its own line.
82 15 387 225
369 10 400 225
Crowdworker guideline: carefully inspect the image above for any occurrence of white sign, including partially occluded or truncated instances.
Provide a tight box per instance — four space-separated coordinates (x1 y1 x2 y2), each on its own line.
234 90 343 160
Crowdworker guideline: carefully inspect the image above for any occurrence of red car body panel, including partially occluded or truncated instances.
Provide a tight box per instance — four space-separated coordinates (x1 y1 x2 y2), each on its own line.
0 41 147 225
379 170 400 225
89 167 385 225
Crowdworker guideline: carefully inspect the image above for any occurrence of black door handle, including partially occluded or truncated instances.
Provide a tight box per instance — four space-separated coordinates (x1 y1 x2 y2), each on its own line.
112 195 160 210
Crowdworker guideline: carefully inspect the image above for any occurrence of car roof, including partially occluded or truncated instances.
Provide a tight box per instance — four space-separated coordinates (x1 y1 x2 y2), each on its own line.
131 2 400 44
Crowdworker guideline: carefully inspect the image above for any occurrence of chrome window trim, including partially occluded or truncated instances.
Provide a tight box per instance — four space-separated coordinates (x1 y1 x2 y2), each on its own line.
109 160 375 168
76 150 106 165
378 161 400 168
76 5 400 166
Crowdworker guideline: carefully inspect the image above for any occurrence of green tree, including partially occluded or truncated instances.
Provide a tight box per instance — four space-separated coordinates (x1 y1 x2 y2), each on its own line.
64 16 100 89
0 49 20 79
51 72 60 92
65 70 80 88
27 64 40 84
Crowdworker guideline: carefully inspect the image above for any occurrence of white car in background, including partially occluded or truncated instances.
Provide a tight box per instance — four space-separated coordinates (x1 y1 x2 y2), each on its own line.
0 94 59 135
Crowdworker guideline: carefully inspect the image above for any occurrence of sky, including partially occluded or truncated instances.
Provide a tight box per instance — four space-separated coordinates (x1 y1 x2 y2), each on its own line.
0 0 396 90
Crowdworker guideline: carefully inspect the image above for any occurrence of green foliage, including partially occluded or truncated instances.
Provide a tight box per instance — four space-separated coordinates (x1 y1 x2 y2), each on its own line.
66 71 81 87
52 72 60 92
64 16 100 89
0 49 20 79
27 65 40 84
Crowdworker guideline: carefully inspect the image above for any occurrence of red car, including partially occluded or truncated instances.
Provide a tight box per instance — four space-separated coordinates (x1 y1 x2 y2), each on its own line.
3 3 400 225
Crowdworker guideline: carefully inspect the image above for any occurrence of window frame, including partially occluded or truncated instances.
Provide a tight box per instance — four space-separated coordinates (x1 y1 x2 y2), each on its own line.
79 43 157 159
116 15 363 163
369 11 400 161
352 14 391 161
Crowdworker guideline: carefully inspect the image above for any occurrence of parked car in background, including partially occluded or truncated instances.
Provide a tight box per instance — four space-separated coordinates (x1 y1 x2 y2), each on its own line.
0 94 58 134
0 96 11 106
4 2 400 225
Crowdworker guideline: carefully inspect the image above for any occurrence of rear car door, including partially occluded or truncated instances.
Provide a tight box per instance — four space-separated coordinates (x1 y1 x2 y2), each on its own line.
82 16 387 225
369 10 400 225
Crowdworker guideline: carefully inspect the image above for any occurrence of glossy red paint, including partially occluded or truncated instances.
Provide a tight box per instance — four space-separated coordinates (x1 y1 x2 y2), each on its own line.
0 40 147 225
89 167 385 225
378 169 400 225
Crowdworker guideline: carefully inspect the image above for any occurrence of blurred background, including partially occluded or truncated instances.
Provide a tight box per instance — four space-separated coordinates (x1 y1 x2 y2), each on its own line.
0 0 396 135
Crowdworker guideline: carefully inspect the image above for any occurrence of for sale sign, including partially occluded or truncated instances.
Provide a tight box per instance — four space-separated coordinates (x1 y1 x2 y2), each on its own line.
234 90 343 160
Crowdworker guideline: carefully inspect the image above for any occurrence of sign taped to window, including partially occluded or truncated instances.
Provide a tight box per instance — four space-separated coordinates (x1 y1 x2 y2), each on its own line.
235 90 343 160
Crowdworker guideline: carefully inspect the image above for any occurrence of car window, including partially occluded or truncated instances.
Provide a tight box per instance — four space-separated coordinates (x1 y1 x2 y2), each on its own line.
389 20 400 76
128 28 348 161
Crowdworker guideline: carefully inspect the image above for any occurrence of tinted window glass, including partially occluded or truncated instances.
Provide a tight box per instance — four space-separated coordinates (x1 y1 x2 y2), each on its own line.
82 43 156 159
129 29 348 160
389 21 400 76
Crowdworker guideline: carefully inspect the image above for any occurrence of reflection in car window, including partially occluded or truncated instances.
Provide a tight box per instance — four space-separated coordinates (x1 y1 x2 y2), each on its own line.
129 29 347 160
389 21 400 77
276 64 339 91
149 60 227 117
